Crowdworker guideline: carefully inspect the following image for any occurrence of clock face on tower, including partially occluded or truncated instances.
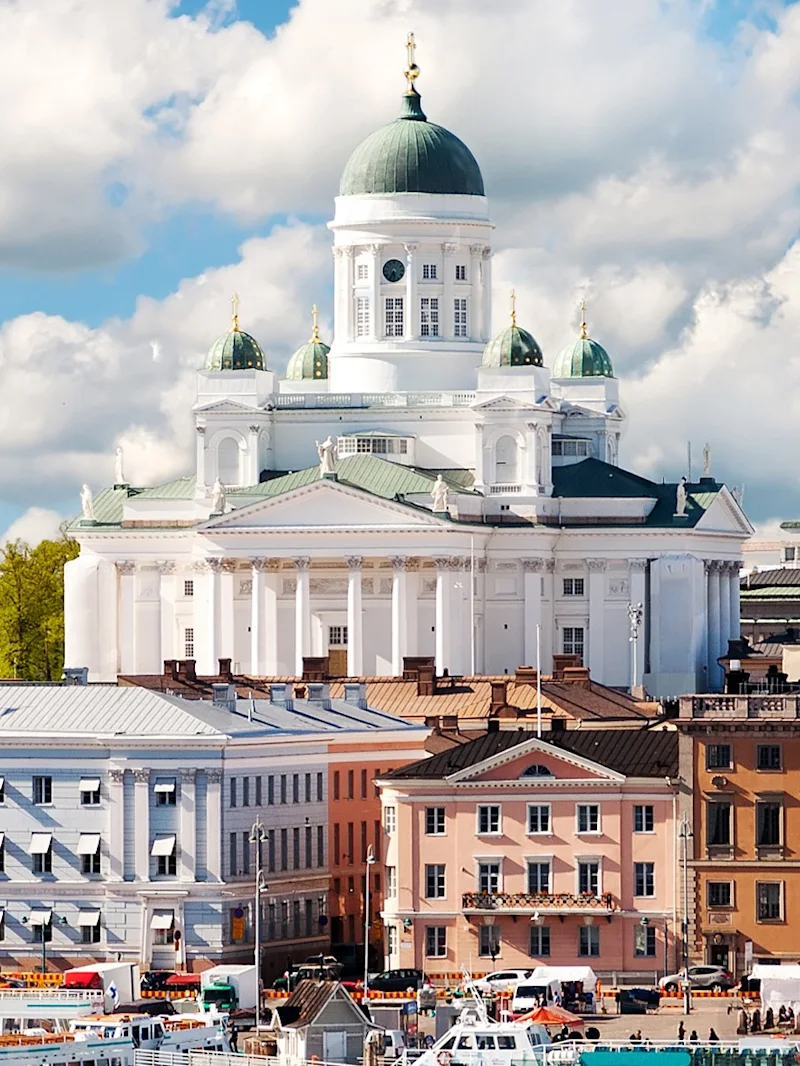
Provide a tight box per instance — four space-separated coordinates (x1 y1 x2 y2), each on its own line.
382 258 405 283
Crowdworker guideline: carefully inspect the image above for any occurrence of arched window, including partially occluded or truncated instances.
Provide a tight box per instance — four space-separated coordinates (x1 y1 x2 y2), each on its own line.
521 764 553 778
217 437 241 486
494 435 519 484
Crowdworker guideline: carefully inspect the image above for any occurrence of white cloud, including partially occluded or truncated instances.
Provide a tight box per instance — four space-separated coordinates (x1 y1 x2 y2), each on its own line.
1 507 66 547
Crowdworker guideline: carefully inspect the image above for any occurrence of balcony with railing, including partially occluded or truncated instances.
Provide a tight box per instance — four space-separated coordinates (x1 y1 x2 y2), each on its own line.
462 891 616 915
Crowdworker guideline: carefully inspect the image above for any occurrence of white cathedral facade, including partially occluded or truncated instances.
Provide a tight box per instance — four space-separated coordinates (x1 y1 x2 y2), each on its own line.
64 49 752 697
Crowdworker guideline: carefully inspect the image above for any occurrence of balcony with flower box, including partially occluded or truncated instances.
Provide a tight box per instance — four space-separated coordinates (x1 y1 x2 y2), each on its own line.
461 891 616 916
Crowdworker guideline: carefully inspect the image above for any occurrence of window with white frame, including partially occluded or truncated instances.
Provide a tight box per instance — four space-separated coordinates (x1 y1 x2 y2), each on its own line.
357 263 369 281
184 628 194 659
383 806 396 834
562 578 584 596
552 439 591 457
33 776 52 805
387 924 398 955
477 804 501 835
386 866 397 897
634 805 654 833
634 923 656 956
155 778 177 807
183 579 194 597
420 297 439 337
385 297 404 337
563 627 585 662
356 297 370 337
527 860 550 894
422 264 437 280
527 804 551 834
337 435 409 457
757 881 783 921
785 547 796 562
478 861 500 893
79 779 101 806
579 925 600 956
707 881 732 908
81 920 101 945
455 264 467 281
529 925 551 956
577 804 600 834
425 864 446 899
634 861 655 897
478 925 500 957
454 297 468 337
425 807 446 835
329 625 348 646
425 925 446 956
578 860 599 895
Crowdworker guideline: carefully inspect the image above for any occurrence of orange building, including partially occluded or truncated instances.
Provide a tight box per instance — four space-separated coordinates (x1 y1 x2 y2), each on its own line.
679 693 800 974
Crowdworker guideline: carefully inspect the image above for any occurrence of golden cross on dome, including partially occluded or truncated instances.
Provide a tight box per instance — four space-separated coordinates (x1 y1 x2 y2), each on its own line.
580 298 588 339
231 292 240 331
310 304 320 343
510 289 517 327
405 31 419 89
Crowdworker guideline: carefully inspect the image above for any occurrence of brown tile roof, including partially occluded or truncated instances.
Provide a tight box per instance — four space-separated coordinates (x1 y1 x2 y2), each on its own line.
275 980 339 1029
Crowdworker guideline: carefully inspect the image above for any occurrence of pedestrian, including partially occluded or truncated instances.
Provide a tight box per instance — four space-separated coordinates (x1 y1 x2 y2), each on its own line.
629 1033 638 1044
708 1029 719 1044
689 1031 699 1044
635 1030 643 1044
678 1022 686 1042
230 1023 239 1053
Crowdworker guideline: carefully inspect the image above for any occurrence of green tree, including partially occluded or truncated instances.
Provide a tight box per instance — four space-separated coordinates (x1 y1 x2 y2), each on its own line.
0 535 79 681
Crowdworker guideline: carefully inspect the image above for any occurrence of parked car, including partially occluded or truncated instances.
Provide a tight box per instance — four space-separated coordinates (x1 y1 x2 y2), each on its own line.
304 955 343 978
472 969 534 994
659 966 734 992
140 971 175 992
382 1030 408 1059
368 969 424 993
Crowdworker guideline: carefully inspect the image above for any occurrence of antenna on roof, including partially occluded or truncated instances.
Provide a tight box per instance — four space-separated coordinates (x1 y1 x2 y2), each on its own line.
248 690 254 722
687 441 692 483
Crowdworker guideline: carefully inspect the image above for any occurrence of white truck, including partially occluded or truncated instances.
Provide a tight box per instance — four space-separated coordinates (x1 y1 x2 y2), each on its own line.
199 965 258 1013
63 962 140 1012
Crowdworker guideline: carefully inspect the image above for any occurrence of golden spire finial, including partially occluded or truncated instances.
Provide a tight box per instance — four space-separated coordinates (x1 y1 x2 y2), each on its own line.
510 289 517 327
310 304 320 343
404 31 420 91
231 292 240 332
579 298 588 340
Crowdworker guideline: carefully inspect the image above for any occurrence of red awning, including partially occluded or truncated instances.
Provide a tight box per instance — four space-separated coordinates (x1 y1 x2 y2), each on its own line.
165 974 201 989
64 971 103 990
516 1005 584 1027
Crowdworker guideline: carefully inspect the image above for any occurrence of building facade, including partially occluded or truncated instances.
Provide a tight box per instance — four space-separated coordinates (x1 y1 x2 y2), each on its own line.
678 693 800 975
379 729 680 978
0 681 425 977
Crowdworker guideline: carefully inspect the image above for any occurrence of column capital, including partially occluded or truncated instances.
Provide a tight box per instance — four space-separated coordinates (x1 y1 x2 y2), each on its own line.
346 556 363 571
293 556 311 571
342 246 356 259
406 557 422 572
179 768 197 782
332 246 344 259
587 558 607 573
433 556 455 571
133 769 150 784
206 768 224 783
196 424 206 435
117 560 136 576
220 558 238 573
523 558 545 573
403 243 419 256
706 559 723 574
109 768 126 784
248 424 260 435
629 559 648 573
469 244 484 257
475 557 488 573
442 242 457 256
481 247 492 260
545 560 556 573
156 560 176 575
390 556 408 572
207 558 224 573
365 243 382 256
251 557 279 572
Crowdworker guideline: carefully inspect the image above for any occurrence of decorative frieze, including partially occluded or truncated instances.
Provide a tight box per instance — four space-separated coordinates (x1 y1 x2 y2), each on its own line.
587 559 607 573
522 559 545 573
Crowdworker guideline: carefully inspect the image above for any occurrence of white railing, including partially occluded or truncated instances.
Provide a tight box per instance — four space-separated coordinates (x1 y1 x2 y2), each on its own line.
274 391 477 410
0 989 100 1003
488 483 522 494
135 1053 352 1066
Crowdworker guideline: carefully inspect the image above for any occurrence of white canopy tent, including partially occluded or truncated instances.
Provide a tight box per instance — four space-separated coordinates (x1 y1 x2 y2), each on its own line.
752 963 800 1011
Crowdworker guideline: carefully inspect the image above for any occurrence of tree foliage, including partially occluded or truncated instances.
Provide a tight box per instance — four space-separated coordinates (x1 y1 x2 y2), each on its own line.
0 535 79 681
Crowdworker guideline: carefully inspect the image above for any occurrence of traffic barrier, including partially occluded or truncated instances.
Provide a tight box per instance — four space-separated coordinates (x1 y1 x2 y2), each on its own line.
140 990 196 999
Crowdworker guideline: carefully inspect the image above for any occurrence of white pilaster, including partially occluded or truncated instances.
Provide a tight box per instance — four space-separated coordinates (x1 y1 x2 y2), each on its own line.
719 562 732 664
117 561 136 674
473 422 485 492
332 247 344 339
247 424 261 485
481 247 492 340
195 425 207 496
134 769 150 882
629 560 647 690
205 769 222 882
347 556 364 676
442 243 456 341
200 560 222 676
542 560 555 674
523 559 544 667
707 561 722 691
729 561 741 640
264 560 280 675
158 561 176 663
390 557 408 676
434 557 454 675
405 559 420 658
469 245 483 342
294 557 311 676
368 244 381 341
180 769 196 883
344 248 356 341
250 558 267 676
108 769 126 881
587 559 606 679
404 243 418 341
220 560 236 664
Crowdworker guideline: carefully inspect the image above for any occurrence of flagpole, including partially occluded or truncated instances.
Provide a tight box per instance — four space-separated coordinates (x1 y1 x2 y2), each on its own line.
470 535 476 676
536 623 542 738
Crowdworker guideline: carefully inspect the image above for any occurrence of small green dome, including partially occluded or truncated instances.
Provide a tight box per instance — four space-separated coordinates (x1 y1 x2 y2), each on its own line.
206 326 265 372
482 323 543 368
340 90 485 197
552 335 614 378
286 337 330 381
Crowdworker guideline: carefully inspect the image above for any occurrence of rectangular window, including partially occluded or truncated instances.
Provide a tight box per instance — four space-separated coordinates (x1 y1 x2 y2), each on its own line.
578 860 599 895
425 864 446 899
242 832 250 875
706 744 732 770
757 881 782 921
373 819 381 861
420 297 440 337
478 861 500 894
317 772 323 801
280 828 288 871
707 881 732 908
422 263 437 280
634 924 656 957
242 777 250 808
293 827 300 870
634 805 654 833
268 829 275 873
529 925 551 957
305 825 312 869
347 822 354 863
562 577 585 596
0 839 4 873
563 627 585 662
453 297 468 337
280 775 287 804
385 297 404 337
184 579 194 597
347 770 354 799
757 801 782 846
305 773 312 803
268 775 274 805
356 297 370 338
317 824 324 866
527 804 550 834
357 263 369 281
577 804 600 834
707 801 732 846
425 807 445 835
33 922 52 944
0 778 4 803
184 627 194 658
255 776 262 806
384 806 397 834
229 778 237 808
157 854 176 876
425 926 446 957
455 264 467 281
387 924 398 955
155 778 176 806
634 861 655 897
360 821 367 862
361 769 367 799
527 861 550 894
478 925 500 958
579 925 600 957
81 923 101 945
333 823 340 866
386 866 397 898
33 776 52 805
33 848 52 875
81 851 101 875
229 832 237 876
757 744 782 771
80 782 101 806
333 771 340 800
477 804 501 835
293 774 299 803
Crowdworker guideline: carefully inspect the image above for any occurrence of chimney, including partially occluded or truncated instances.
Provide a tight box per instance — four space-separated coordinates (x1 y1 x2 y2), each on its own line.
562 666 591 688
490 679 508 715
211 683 236 711
515 666 538 685
417 664 435 696
270 683 294 709
343 682 368 710
163 660 179 681
218 658 233 682
306 683 332 710
62 667 89 686
184 659 197 682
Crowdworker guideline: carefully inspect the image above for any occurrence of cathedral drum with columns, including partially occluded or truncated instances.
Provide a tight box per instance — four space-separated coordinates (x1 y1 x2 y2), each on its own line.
64 39 752 697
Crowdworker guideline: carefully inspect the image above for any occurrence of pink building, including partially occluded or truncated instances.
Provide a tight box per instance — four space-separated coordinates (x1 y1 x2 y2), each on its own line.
379 728 679 978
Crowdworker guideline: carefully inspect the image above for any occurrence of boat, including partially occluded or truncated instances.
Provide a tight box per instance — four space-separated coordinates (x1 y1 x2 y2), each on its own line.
411 1007 552 1066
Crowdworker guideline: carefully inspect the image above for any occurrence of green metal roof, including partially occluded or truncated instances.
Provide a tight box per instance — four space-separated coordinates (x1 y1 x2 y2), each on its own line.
206 328 265 372
339 90 485 197
552 335 614 378
482 323 543 368
285 338 330 381
741 587 800 600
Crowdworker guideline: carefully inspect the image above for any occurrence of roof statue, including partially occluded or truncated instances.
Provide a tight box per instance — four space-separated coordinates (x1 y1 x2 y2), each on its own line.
431 474 449 514
211 477 226 515
317 436 337 478
80 484 95 522
703 443 711 478
676 477 688 517
114 445 126 487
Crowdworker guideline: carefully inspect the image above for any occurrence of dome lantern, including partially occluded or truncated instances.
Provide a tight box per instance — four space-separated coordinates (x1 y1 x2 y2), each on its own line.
481 290 544 368
206 293 266 372
285 304 330 381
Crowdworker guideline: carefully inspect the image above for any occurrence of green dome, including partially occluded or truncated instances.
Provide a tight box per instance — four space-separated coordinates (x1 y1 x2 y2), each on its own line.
206 326 265 372
340 90 485 197
482 323 543 368
286 337 330 381
552 335 614 378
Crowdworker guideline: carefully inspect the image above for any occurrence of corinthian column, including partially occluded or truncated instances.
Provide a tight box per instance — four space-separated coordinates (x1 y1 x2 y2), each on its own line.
390 557 408 676
347 557 364 676
294 558 311 676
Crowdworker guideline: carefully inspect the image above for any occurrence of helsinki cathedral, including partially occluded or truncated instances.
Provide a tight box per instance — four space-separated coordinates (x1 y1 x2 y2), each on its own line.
65 40 752 697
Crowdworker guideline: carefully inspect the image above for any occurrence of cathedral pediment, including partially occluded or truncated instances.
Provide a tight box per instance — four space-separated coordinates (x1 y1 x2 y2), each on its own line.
694 487 754 536
473 395 541 413
194 399 262 415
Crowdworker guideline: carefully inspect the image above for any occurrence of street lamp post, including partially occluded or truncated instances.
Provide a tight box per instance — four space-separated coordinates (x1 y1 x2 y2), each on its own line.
363 845 376 1008
679 813 694 1015
249 820 268 1030
482 914 498 967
